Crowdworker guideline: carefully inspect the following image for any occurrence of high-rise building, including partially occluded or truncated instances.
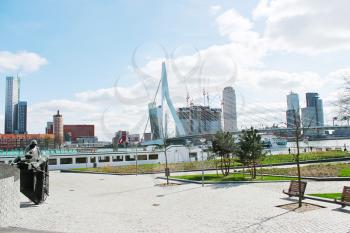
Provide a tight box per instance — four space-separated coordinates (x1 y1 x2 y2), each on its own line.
45 122 54 134
302 93 324 127
287 92 300 113
306 93 319 107
53 110 64 147
143 132 152 141
286 92 300 128
177 105 222 135
16 101 27 134
222 87 237 132
316 98 324 127
112 130 129 147
4 76 20 134
301 107 317 127
148 102 163 140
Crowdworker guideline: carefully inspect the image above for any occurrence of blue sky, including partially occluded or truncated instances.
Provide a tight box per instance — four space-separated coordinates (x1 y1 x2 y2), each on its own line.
0 0 349 139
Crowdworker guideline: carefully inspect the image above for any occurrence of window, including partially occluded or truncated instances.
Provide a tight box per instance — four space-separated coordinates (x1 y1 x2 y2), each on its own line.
98 156 110 162
90 157 96 163
48 159 57 165
60 158 72 164
190 152 198 161
137 154 147 160
148 154 158 160
76 157 87 163
125 155 135 161
112 155 123 162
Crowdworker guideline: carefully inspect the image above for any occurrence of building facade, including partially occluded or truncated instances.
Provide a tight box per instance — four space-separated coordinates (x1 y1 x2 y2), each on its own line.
286 92 300 128
63 125 95 143
148 102 163 140
301 107 317 127
4 76 20 134
53 110 64 148
0 134 54 150
177 105 222 135
16 101 27 134
76 136 98 144
222 86 237 132
45 122 53 134
302 92 324 127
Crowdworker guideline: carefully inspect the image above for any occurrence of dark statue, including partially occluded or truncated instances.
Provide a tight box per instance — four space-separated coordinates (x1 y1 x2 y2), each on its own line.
12 140 49 204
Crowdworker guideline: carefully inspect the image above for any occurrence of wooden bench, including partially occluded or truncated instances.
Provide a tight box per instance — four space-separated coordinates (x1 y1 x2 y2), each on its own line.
283 180 307 198
335 186 350 208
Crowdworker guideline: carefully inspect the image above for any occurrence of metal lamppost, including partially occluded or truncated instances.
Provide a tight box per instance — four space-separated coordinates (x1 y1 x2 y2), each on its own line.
200 138 206 187
135 143 138 176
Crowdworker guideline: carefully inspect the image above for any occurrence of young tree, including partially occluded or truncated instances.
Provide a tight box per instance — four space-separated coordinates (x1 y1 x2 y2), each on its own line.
211 131 236 176
238 127 264 179
338 78 350 118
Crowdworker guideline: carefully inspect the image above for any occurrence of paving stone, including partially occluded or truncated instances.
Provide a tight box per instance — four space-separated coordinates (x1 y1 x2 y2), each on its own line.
9 171 350 233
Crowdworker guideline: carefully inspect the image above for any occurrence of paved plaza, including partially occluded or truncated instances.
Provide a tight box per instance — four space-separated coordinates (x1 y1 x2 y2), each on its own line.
5 171 350 233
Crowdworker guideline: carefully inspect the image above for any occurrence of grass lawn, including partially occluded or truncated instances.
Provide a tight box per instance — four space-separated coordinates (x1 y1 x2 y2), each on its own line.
339 168 350 177
261 151 349 165
70 151 349 175
260 163 350 177
308 193 342 200
72 160 221 174
171 173 296 182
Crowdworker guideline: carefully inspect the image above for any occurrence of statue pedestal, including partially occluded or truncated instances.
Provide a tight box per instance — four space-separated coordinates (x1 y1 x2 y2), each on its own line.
0 164 20 227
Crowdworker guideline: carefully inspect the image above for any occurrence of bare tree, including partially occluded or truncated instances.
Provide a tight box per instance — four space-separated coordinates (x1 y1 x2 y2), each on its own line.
338 78 350 118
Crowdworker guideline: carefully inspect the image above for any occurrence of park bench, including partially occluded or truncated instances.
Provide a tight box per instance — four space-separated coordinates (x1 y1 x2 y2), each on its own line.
283 180 307 198
335 186 350 208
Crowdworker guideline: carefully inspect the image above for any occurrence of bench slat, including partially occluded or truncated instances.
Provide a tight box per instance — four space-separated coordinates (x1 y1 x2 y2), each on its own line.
283 181 307 197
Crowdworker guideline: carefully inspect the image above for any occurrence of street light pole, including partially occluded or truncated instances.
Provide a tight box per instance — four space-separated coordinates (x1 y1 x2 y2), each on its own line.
135 144 138 176
200 138 206 187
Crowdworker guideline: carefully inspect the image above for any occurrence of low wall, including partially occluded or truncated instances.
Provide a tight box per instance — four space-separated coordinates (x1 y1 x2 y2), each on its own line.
0 164 20 227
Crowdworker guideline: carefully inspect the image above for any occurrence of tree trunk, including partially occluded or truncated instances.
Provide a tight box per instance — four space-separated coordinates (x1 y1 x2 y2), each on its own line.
220 155 224 176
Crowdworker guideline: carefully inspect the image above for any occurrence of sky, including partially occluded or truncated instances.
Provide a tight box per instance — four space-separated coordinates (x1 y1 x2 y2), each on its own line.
0 0 349 140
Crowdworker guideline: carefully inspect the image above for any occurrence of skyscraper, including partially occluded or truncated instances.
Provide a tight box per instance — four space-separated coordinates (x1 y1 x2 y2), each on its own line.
301 107 317 127
222 86 237 132
306 93 318 107
4 76 20 134
53 110 64 147
286 92 300 128
302 92 324 127
16 101 27 134
148 102 163 140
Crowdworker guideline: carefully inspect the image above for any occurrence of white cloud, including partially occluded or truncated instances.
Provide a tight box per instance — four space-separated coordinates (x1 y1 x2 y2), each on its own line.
22 3 350 139
0 51 47 74
210 5 222 15
253 0 350 54
215 8 263 47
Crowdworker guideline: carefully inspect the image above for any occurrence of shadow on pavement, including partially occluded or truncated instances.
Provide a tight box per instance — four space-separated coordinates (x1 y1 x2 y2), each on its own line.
332 207 350 214
236 209 294 232
94 186 155 197
0 227 62 233
20 202 38 208
158 186 202 197
207 182 248 189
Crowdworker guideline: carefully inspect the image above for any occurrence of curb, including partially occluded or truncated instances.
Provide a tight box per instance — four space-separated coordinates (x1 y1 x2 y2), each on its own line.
249 173 350 182
304 195 339 204
60 169 161 176
157 176 292 184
